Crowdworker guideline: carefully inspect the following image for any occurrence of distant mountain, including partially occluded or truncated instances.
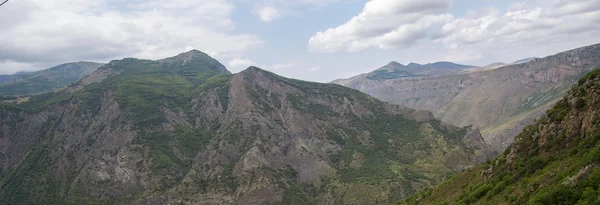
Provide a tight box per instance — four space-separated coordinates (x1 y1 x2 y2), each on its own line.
420 61 475 69
334 43 600 152
512 57 539 64
0 75 16 84
0 72 33 84
465 62 507 72
464 58 541 73
367 61 423 80
400 68 600 204
0 62 104 95
404 61 476 76
333 61 476 83
486 62 507 67
0 50 494 205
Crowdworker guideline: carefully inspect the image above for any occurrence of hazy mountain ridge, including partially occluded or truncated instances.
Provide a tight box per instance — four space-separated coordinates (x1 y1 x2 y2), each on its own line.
0 62 104 96
0 72 32 84
334 43 600 151
512 57 540 64
400 68 600 204
0 51 494 205
337 61 477 82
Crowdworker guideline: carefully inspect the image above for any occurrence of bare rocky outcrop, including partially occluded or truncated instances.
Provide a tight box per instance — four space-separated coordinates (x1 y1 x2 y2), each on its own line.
334 43 600 152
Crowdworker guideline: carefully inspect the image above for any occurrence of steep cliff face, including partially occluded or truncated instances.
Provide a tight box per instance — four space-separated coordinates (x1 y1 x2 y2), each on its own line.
334 43 600 151
400 69 600 205
0 51 494 205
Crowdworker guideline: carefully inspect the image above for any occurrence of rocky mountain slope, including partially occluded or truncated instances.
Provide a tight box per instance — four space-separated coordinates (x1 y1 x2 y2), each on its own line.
0 51 494 205
400 68 600 205
0 61 104 96
334 43 600 152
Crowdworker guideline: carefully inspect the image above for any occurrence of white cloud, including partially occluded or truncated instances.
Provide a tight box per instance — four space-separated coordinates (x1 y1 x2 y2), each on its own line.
0 0 262 74
308 0 600 56
269 63 295 70
228 58 256 69
226 57 296 73
434 0 600 49
308 0 453 52
256 6 281 22
293 0 340 6
250 0 341 22
433 0 600 65
0 60 41 75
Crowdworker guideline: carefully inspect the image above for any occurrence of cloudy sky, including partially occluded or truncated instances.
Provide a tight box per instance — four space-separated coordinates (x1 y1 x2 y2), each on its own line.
0 0 599 82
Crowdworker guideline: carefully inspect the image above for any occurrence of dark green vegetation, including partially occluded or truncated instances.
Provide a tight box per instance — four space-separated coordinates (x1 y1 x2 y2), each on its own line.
0 62 104 96
399 68 600 205
0 51 492 205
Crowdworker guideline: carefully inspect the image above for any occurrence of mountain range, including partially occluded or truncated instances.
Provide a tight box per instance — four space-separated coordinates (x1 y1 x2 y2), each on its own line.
0 50 494 205
400 67 600 204
0 62 104 96
336 61 476 83
0 42 598 205
333 43 600 152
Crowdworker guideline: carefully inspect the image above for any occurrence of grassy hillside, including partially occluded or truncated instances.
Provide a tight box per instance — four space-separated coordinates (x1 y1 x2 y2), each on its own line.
399 69 600 205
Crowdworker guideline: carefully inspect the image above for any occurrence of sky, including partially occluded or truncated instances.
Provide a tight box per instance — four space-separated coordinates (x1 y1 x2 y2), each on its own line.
0 0 599 82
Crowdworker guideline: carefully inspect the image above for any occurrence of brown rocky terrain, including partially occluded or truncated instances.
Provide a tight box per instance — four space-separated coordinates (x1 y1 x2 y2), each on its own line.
334 43 600 151
399 66 600 205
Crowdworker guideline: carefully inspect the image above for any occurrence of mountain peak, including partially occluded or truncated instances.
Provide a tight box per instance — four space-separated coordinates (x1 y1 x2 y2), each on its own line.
170 49 211 61
182 49 205 55
406 62 422 68
159 50 230 74
386 61 405 68
239 66 266 76
244 66 263 72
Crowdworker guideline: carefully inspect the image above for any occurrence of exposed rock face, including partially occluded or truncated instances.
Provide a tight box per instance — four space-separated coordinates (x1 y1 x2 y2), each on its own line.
404 68 600 205
0 52 494 205
334 43 600 152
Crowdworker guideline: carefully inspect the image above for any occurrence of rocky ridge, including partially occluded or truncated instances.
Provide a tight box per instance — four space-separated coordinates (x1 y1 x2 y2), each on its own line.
0 51 494 205
334 43 600 151
400 68 600 205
